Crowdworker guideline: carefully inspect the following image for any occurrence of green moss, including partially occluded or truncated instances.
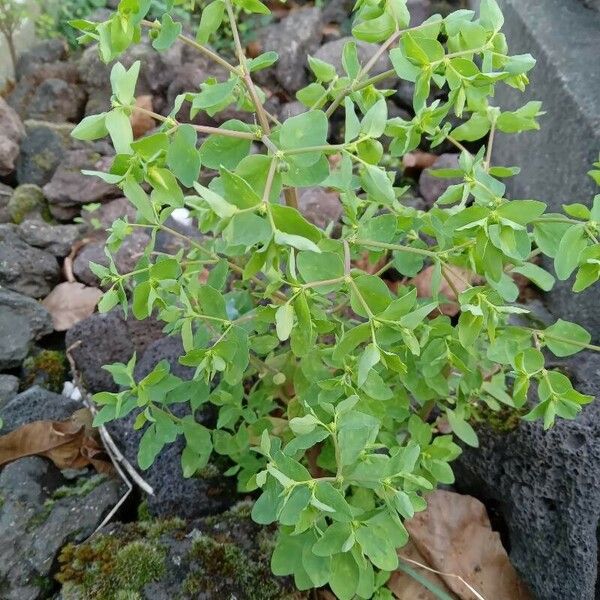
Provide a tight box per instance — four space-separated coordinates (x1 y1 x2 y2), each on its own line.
182 510 302 600
473 403 527 433
7 184 52 224
22 350 67 393
58 537 165 600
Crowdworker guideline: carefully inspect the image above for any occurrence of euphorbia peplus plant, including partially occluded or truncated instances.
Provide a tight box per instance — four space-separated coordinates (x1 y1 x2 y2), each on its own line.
72 1 600 598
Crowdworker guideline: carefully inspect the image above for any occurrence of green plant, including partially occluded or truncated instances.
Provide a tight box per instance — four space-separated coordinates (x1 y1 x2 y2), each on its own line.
35 0 108 49
0 0 26 78
71 1 600 598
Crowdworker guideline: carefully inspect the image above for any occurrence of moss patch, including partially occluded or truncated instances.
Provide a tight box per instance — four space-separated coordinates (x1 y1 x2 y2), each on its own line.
22 350 67 393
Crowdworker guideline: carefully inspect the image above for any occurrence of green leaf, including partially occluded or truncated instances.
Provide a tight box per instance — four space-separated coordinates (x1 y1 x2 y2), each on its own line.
280 110 328 167
110 61 140 105
220 168 262 209
350 275 391 317
342 41 360 78
356 526 399 571
196 0 225 44
555 225 587 280
223 212 272 249
512 263 555 292
105 109 133 155
274 231 321 253
71 113 108 141
353 12 395 43
344 98 361 143
446 409 478 447
153 13 183 51
193 183 238 218
329 552 360 600
168 124 201 187
544 319 591 357
358 344 381 387
199 120 253 170
276 303 295 341
360 98 388 138
297 251 344 291
247 51 279 72
479 0 504 31
308 55 337 82
123 177 155 222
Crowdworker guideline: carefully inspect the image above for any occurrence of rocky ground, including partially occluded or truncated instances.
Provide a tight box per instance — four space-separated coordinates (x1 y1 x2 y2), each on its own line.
0 0 599 598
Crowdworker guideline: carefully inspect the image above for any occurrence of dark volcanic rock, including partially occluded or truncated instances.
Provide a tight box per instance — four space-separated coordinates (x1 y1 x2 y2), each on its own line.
0 225 60 298
259 7 324 93
26 78 87 123
454 352 600 600
66 311 165 393
17 221 82 257
0 289 53 370
0 386 81 433
43 149 120 220
0 183 11 223
0 458 123 600
16 39 68 78
73 229 151 287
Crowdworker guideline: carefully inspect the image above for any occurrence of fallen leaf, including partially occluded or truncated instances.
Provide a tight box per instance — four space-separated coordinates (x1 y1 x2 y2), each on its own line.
411 265 474 317
390 490 532 600
131 95 155 138
42 282 103 331
0 409 113 474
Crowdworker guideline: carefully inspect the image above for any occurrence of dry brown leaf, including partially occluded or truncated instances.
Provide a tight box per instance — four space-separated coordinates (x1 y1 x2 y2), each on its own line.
42 282 103 331
394 490 532 600
0 409 113 474
131 95 155 138
411 265 474 317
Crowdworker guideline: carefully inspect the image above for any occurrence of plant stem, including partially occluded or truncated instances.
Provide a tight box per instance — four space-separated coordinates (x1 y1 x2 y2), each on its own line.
141 19 240 76
351 238 437 258
132 105 258 139
528 329 600 353
485 116 497 171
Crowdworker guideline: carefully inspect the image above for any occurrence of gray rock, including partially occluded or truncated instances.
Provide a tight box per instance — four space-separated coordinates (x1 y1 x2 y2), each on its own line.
492 0 600 341
17 120 74 187
0 375 19 407
0 96 25 176
73 229 151 286
0 458 123 600
7 184 50 224
17 221 82 257
66 310 165 393
314 36 394 80
0 183 12 223
418 153 460 208
0 289 53 370
454 352 600 600
298 187 343 229
82 196 136 229
43 149 120 220
279 100 306 121
0 386 81 433
259 8 324 93
0 225 60 298
16 39 68 79
27 78 87 123
134 336 194 382
581 0 600 9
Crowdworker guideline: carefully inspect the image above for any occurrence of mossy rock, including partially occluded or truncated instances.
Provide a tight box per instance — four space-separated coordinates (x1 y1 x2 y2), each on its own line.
7 184 52 224
57 503 308 600
22 349 67 393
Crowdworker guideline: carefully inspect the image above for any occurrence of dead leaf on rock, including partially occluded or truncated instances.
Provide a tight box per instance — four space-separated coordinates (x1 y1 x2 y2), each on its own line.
131 95 155 138
42 281 103 331
0 409 113 474
403 151 438 171
390 490 532 600
411 265 474 317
